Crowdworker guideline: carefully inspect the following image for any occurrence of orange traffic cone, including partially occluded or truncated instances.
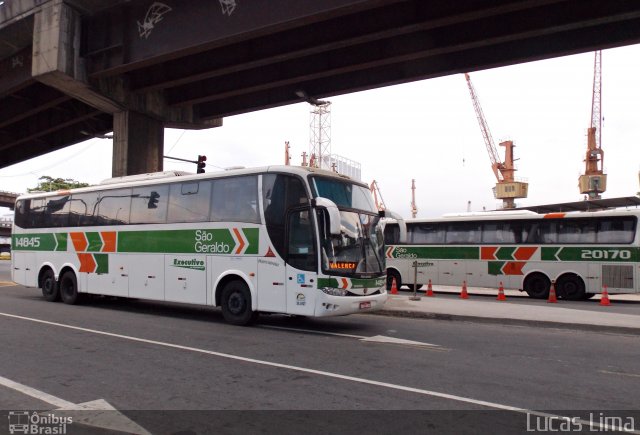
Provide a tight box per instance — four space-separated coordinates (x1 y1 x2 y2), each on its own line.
425 279 435 297
599 285 611 306
497 282 506 301
547 280 558 303
460 281 469 299
390 277 398 295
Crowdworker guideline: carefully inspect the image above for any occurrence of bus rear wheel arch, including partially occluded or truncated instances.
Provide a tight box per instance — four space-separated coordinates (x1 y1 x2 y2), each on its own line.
523 273 550 299
556 273 586 301
386 269 402 292
39 267 59 302
220 279 258 326
59 270 80 305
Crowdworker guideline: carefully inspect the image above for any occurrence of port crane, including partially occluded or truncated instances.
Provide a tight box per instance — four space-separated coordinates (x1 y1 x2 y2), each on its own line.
410 179 417 218
464 73 528 209
370 180 386 212
578 51 607 199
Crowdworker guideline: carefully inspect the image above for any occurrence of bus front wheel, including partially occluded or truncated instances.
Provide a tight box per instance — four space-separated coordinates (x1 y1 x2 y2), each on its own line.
556 274 585 301
524 273 550 299
59 271 79 305
221 280 258 326
40 269 60 302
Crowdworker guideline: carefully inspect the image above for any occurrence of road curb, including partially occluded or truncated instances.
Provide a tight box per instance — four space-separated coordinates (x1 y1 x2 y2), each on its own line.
367 309 640 336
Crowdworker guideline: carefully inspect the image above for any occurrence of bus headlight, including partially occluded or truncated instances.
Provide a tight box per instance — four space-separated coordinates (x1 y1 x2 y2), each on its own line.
321 287 348 297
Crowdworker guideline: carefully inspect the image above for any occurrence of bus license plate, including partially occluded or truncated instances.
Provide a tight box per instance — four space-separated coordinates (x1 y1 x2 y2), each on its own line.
359 301 371 309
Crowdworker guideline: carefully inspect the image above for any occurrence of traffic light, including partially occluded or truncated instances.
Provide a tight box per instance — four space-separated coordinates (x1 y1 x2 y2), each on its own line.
197 155 207 173
148 191 160 208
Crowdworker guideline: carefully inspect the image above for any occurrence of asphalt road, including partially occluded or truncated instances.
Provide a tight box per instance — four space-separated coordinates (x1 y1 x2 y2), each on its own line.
1 263 640 434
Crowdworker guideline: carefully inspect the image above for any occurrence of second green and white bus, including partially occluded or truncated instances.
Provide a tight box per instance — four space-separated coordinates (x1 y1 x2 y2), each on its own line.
383 209 639 300
12 166 391 324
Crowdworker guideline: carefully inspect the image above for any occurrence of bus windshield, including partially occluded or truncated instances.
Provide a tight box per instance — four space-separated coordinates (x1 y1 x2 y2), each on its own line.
311 177 384 276
310 177 377 213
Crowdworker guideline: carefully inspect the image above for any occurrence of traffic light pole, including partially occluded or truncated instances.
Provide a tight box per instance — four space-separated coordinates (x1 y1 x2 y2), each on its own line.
163 155 206 173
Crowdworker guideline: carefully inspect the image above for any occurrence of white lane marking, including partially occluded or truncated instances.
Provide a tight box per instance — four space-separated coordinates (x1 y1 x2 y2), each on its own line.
261 325 441 348
261 324 365 339
1 312 638 433
0 376 150 434
0 375 74 408
599 370 640 379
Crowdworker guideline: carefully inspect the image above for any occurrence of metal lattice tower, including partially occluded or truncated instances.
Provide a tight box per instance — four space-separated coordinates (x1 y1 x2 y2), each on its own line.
309 101 331 169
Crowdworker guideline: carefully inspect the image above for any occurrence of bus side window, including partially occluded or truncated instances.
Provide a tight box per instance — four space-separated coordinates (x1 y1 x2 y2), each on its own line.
14 200 29 228
539 221 557 244
558 219 596 244
211 176 260 224
130 185 169 224
167 181 211 223
597 217 635 244
44 196 71 228
97 188 132 225
287 208 316 271
69 192 100 226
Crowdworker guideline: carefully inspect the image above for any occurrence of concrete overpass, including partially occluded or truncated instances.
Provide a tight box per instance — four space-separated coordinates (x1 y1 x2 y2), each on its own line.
0 190 17 210
2 0 640 176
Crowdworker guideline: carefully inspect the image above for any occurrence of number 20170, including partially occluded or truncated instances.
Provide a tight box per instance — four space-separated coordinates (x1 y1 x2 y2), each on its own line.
581 249 631 260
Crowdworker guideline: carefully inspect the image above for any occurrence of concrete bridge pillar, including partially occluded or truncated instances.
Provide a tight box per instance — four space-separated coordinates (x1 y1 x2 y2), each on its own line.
112 111 164 177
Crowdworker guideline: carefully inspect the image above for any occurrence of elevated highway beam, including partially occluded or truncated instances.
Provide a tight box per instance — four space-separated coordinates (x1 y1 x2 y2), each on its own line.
2 0 640 175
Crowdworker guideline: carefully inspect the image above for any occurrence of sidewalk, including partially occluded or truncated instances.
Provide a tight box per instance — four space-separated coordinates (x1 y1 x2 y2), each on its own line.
375 286 640 334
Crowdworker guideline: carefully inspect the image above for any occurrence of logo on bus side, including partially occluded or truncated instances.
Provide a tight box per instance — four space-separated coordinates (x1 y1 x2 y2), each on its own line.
194 230 232 254
172 258 205 271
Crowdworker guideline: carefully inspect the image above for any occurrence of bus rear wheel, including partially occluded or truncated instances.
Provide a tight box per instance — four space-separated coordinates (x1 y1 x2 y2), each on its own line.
556 274 585 301
40 269 59 302
221 280 258 326
524 273 550 299
59 271 79 305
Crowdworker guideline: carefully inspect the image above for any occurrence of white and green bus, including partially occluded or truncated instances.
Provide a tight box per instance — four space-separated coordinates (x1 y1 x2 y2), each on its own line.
11 166 391 324
383 210 639 300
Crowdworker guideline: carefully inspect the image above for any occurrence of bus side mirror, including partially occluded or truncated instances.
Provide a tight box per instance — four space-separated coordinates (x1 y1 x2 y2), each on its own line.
313 197 341 236
380 209 407 243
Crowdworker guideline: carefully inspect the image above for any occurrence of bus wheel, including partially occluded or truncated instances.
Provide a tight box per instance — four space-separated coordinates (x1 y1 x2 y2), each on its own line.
556 274 585 301
40 269 60 302
59 271 79 305
524 273 550 299
386 270 402 291
221 280 257 326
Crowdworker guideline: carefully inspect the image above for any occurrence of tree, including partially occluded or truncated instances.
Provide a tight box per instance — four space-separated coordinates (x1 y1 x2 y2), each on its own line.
28 176 90 193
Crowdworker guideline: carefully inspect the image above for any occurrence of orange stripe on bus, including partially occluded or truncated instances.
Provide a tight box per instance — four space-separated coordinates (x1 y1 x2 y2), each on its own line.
233 228 245 254
481 246 498 260
544 213 565 219
101 231 117 252
70 232 87 252
77 253 96 273
514 247 537 260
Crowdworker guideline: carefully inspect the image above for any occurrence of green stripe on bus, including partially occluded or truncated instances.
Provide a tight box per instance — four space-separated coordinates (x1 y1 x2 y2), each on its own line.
496 247 515 260
488 261 505 275
391 246 479 260
117 228 257 254
86 232 103 252
94 254 109 274
12 234 57 251
242 228 259 255
54 233 67 251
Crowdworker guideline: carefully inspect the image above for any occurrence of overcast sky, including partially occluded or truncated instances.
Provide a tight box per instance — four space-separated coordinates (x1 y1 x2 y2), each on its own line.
1 44 639 218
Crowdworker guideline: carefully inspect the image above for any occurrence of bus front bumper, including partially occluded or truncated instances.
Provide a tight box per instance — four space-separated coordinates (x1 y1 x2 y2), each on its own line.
314 291 388 317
